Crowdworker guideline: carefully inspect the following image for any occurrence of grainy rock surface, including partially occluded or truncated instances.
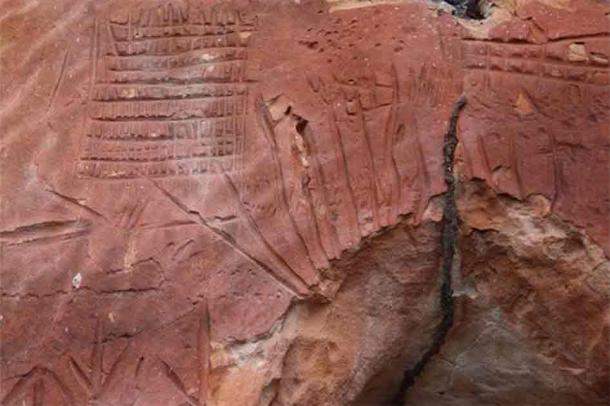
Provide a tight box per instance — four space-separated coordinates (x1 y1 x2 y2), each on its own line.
406 181 610 405
0 0 607 405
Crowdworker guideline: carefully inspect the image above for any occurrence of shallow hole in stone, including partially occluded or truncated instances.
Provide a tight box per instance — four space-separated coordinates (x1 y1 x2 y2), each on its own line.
444 0 490 20
295 116 309 135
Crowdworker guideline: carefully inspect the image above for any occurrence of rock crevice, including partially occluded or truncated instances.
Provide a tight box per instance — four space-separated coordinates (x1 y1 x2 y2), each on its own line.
391 96 467 405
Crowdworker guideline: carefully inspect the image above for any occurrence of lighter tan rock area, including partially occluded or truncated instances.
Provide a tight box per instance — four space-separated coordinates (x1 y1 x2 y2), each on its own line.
0 0 608 405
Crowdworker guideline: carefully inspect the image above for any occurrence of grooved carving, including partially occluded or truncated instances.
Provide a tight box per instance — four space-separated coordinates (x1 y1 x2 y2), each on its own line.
78 3 256 180
463 36 610 87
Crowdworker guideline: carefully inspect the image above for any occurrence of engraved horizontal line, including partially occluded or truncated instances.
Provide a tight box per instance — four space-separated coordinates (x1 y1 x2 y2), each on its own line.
80 154 235 163
112 28 256 41
106 47 246 60
110 21 233 27
109 21 249 29
88 115 245 124
84 136 238 145
92 93 244 103
462 33 610 44
85 131 238 141
465 55 610 70
537 59 608 70
83 138 239 145
110 46 249 61
77 158 235 180
89 116 240 122
0 220 91 245
88 99 246 120
114 45 249 57
106 58 244 73
549 33 610 43
89 97 244 108
104 51 245 72
109 19 254 31
4 229 90 247
93 80 253 87
101 62 244 81
113 32 242 43
95 77 245 86
89 114 245 122
79 155 235 164
92 86 246 102
111 19 253 27
84 116 245 140
462 38 541 45
79 172 209 180
86 115 244 126
465 66 609 86
86 134 182 141
92 94 244 102
113 36 247 56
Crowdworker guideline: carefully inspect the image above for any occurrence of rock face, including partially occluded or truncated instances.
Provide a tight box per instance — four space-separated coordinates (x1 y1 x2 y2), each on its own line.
406 182 610 405
0 0 607 405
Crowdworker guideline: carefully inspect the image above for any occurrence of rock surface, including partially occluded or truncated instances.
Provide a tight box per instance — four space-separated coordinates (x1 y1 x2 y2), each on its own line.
0 0 607 405
406 181 610 405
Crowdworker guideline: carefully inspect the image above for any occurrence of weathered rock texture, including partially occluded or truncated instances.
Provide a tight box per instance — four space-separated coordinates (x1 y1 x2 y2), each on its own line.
406 181 610 405
0 0 607 405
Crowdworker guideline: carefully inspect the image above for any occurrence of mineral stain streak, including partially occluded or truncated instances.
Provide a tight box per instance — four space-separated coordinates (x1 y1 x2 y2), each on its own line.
392 95 467 405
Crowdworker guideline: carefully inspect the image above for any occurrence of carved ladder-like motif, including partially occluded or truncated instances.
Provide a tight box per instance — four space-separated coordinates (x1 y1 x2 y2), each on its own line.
78 3 256 180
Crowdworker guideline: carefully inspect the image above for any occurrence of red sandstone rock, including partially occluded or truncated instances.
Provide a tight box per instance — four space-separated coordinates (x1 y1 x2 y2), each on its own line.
407 181 609 405
0 0 607 405
458 0 610 255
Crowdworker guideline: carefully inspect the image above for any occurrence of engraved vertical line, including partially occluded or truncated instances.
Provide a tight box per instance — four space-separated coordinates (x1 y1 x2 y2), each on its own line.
291 118 331 263
254 95 318 272
78 17 98 178
91 319 103 397
387 64 403 221
304 77 343 250
414 129 430 224
509 131 525 198
484 43 490 90
331 110 363 241
393 124 409 212
33 379 45 406
538 43 545 94
461 133 475 179
356 96 381 230
299 123 341 258
128 11 133 56
548 132 561 209
87 18 99 121
303 172 332 262
47 43 71 112
91 19 99 89
238 87 248 201
106 20 120 56
476 134 494 187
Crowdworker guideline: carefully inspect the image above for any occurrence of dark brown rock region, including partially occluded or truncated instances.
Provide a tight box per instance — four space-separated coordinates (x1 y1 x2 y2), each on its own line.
0 0 608 405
